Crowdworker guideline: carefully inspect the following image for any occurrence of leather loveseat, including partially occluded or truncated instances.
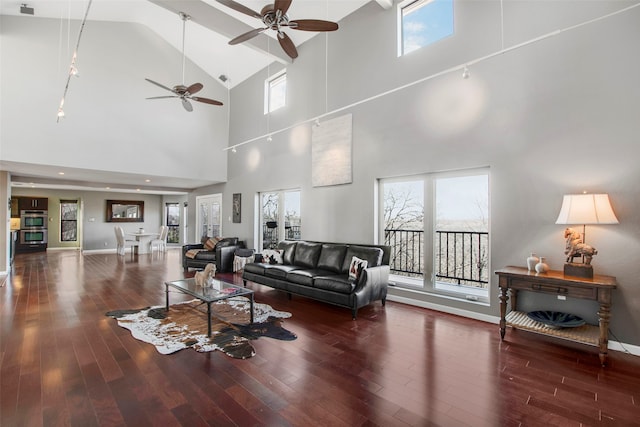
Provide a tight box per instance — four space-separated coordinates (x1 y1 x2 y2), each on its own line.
182 237 244 273
242 240 390 319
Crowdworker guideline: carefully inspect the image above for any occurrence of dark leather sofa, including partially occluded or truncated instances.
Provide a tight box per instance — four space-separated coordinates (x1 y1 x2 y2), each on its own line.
242 240 390 319
182 237 244 273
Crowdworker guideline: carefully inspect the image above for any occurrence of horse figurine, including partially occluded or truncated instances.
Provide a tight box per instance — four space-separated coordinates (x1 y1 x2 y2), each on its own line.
563 228 597 265
194 263 216 287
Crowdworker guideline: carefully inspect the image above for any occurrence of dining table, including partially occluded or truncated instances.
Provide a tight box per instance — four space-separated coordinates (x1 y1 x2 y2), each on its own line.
126 231 159 254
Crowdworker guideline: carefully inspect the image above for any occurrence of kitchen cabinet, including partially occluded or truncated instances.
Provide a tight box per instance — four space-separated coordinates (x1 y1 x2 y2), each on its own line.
10 198 19 217
18 197 48 211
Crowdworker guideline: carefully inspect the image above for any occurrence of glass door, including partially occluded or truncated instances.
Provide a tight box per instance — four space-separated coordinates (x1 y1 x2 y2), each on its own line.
195 194 222 242
259 189 301 249
165 202 180 244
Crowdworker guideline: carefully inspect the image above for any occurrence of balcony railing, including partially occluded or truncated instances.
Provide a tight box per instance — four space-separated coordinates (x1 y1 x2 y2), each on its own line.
262 224 301 249
385 228 489 288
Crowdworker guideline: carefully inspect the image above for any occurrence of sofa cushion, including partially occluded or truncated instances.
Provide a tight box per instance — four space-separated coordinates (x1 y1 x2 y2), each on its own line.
317 244 347 273
194 251 216 261
313 275 356 294
244 262 266 275
278 241 298 265
286 269 331 287
216 237 239 249
341 246 384 273
294 242 322 269
264 264 301 279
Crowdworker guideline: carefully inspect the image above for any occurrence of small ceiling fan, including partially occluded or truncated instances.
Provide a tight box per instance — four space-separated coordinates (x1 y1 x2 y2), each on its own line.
145 12 223 112
217 0 339 59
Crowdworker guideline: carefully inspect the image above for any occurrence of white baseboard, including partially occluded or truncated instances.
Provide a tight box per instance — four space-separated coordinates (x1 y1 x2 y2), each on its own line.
386 294 640 358
386 294 500 324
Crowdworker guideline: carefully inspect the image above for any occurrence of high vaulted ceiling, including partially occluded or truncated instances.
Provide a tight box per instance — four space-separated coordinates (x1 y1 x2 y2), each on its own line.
1 0 378 88
1 0 394 193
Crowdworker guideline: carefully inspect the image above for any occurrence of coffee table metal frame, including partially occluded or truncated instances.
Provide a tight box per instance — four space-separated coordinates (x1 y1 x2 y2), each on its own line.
164 278 254 337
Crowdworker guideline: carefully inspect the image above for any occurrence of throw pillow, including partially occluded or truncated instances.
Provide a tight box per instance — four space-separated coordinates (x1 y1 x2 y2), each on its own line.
262 249 284 265
348 256 368 283
204 236 221 251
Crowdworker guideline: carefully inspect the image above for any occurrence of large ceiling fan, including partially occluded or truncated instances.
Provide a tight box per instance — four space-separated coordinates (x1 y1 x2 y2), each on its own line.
145 12 223 112
217 0 339 59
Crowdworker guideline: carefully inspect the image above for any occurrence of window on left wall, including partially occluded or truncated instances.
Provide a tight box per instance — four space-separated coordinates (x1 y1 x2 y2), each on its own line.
60 200 78 242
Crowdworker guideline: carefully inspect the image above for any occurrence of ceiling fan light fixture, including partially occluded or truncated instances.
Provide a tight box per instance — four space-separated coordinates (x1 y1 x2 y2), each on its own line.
219 0 339 60
144 11 222 111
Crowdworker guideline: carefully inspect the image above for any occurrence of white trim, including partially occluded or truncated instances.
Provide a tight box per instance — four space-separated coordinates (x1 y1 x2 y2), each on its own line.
387 293 499 324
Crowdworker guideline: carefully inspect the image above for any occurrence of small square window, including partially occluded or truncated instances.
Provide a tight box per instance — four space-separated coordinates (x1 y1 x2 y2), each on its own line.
264 70 286 114
398 0 454 56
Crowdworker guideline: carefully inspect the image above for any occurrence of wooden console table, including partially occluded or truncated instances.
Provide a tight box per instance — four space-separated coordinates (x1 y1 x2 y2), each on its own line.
495 266 616 366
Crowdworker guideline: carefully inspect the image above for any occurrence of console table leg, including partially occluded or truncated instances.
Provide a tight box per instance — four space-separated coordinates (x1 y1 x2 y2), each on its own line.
499 287 508 340
597 302 611 366
165 284 169 311
249 294 254 324
207 302 212 337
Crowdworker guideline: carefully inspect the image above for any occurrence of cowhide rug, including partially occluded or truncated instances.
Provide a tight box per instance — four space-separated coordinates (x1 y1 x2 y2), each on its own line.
105 297 296 359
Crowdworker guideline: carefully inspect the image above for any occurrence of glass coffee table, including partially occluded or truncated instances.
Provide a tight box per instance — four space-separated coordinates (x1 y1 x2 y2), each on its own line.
164 278 254 337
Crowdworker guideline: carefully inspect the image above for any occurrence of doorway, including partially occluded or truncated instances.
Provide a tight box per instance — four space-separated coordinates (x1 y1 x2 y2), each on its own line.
195 194 222 243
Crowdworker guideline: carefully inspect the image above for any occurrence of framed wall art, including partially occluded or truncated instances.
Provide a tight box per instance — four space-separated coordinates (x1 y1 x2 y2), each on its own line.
232 193 241 223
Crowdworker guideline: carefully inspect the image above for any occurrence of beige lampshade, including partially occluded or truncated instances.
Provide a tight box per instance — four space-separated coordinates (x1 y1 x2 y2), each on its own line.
555 194 619 225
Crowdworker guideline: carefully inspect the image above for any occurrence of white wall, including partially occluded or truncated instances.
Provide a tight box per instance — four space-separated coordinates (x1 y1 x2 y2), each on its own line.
208 1 640 345
0 16 228 184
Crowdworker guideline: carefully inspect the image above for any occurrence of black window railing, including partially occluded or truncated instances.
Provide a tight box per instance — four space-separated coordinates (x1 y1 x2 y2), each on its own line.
384 228 489 288
262 224 301 249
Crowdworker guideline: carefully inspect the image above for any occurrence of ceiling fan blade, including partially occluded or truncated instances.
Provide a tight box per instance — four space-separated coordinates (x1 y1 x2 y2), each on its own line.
146 96 179 100
192 96 223 106
274 0 292 16
216 0 262 19
229 27 266 45
182 98 193 112
145 78 176 94
277 31 298 59
187 83 203 94
288 19 339 32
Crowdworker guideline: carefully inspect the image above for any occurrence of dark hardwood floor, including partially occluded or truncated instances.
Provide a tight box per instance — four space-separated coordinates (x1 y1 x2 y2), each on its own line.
1 250 639 426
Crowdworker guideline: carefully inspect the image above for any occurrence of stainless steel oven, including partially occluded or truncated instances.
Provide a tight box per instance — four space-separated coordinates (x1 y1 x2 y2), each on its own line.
20 229 48 245
20 210 48 229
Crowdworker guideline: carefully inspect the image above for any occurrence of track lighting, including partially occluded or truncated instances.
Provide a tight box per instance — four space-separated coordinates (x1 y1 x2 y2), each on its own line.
266 135 273 142
314 118 321 127
57 108 65 118
462 66 470 79
231 147 237 153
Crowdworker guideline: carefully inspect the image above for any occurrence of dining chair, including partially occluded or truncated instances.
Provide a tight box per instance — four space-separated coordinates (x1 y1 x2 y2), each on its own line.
150 225 168 253
114 226 139 256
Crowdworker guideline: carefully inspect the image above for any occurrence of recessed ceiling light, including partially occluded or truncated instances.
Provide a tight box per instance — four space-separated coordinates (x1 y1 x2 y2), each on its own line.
136 189 141 191
145 179 151 183
106 187 111 190
58 172 65 175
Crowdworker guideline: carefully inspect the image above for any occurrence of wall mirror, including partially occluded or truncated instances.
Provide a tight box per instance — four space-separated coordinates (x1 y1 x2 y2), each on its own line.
106 200 144 222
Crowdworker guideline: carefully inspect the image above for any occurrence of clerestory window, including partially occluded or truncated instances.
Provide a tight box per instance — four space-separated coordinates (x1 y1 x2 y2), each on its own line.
264 69 286 114
398 0 454 56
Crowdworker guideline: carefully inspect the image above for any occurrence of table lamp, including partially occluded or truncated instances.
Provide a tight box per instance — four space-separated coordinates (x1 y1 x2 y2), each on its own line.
555 193 618 278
